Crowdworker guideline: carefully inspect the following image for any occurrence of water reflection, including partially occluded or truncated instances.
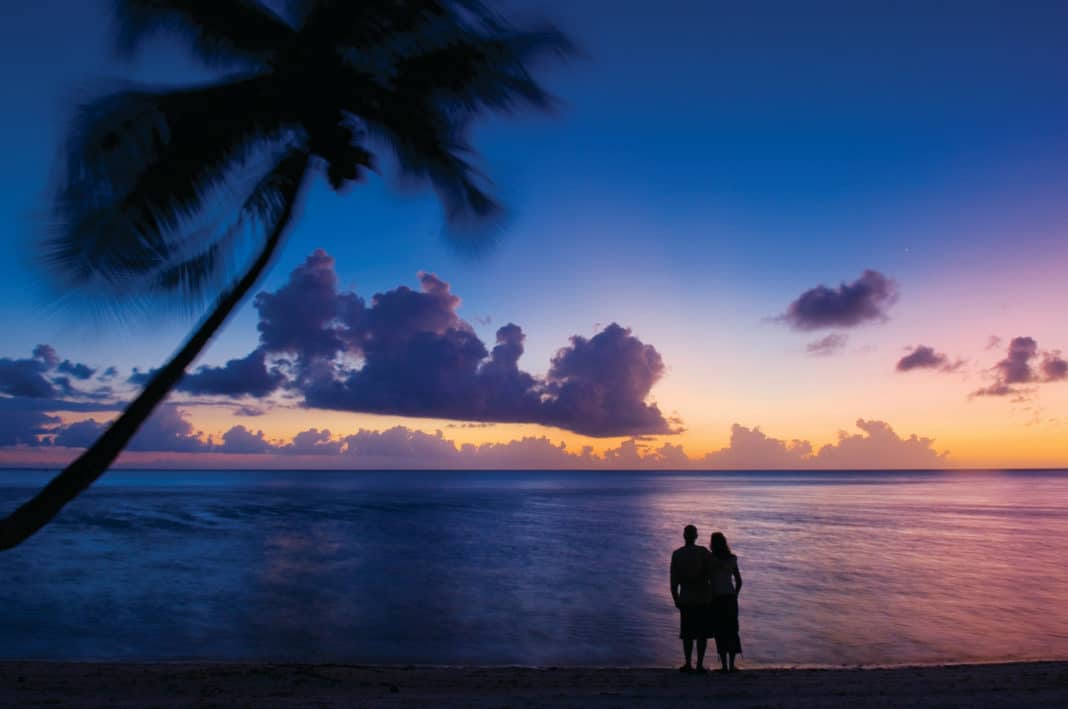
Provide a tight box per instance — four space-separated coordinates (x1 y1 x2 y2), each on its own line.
1 470 1067 666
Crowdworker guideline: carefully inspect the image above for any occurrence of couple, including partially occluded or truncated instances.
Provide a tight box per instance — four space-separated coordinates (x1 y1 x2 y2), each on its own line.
670 525 743 674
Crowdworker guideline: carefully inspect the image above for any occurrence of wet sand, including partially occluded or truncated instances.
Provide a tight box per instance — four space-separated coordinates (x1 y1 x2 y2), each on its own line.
4 660 1067 707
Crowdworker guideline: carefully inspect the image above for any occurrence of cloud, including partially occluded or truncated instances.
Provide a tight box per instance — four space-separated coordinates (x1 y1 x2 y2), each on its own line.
704 425 814 468
779 270 898 331
811 419 947 468
52 418 108 447
341 426 461 465
57 360 95 379
177 349 284 398
0 411 59 447
896 345 962 373
11 410 951 470
806 333 847 356
701 420 946 469
234 405 266 417
973 336 1067 397
254 248 364 366
124 405 211 452
0 347 59 398
283 428 342 455
215 425 273 454
258 251 674 437
1041 352 1068 382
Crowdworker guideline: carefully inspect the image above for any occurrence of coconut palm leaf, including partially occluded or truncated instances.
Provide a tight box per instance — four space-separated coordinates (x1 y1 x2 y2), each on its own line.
115 0 296 67
46 75 297 298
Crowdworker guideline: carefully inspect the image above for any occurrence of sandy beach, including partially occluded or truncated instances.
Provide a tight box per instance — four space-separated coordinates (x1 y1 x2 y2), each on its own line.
3 661 1067 708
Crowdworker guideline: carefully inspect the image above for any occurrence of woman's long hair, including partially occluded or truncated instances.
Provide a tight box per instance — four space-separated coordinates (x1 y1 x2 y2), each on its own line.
710 532 733 560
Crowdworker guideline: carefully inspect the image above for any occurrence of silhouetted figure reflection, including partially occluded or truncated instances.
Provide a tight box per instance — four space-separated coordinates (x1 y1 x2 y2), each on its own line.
709 531 743 672
670 524 713 673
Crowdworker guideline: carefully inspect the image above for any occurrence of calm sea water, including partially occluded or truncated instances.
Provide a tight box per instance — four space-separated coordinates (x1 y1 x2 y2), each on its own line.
1 469 1067 667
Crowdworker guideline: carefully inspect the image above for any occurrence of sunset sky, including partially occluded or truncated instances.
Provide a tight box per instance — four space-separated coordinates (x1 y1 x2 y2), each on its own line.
2 0 1068 469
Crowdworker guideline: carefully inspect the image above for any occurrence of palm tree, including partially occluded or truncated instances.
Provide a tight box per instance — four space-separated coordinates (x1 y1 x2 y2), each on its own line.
0 0 571 550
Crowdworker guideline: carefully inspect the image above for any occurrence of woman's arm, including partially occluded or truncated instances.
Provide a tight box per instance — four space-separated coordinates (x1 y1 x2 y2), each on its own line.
733 560 743 594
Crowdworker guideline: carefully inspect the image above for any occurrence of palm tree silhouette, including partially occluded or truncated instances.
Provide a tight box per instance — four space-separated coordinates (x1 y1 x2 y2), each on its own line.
0 0 571 549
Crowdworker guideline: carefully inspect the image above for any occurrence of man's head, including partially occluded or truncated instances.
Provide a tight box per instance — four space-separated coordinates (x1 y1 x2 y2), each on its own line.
683 524 698 544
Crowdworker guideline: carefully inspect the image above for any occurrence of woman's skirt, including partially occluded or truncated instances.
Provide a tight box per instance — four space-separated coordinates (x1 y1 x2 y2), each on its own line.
710 594 742 654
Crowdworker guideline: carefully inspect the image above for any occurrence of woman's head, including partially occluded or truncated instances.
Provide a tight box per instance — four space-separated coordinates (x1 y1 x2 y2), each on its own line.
710 532 732 559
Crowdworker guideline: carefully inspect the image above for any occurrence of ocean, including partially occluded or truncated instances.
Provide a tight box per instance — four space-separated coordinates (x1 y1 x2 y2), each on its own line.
1 469 1067 667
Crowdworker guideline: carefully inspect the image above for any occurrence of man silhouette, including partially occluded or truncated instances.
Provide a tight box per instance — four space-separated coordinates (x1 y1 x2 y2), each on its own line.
670 524 713 673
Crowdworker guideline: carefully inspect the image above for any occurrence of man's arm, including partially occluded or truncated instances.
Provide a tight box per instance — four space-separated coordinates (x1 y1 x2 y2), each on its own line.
670 553 681 608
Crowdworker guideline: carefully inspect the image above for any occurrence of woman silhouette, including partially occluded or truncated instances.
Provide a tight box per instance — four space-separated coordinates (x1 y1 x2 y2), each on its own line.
709 532 743 672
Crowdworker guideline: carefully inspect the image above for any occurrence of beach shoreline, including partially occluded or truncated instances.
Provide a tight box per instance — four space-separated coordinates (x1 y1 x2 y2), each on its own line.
5 660 1067 707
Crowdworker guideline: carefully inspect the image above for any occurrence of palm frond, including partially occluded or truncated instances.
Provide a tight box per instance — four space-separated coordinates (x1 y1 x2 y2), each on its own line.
146 147 310 304
361 97 499 226
389 24 573 115
325 3 571 230
115 0 296 67
45 75 299 294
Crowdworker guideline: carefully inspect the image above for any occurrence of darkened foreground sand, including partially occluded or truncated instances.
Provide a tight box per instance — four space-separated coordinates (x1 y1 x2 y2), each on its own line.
3 661 1067 708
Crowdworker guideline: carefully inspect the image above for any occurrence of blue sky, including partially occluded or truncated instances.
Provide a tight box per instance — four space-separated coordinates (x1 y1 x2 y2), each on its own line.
2 1 1068 467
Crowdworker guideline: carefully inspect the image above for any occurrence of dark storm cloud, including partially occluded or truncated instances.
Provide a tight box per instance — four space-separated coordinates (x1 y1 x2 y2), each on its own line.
177 348 284 398
896 345 961 373
779 270 898 331
262 251 674 437
806 333 847 356
972 336 1068 397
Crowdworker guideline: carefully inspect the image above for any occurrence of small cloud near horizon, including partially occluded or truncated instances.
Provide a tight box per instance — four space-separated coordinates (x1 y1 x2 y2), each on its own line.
15 408 949 470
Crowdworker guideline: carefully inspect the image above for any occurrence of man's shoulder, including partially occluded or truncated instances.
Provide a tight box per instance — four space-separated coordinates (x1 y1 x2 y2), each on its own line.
672 545 711 558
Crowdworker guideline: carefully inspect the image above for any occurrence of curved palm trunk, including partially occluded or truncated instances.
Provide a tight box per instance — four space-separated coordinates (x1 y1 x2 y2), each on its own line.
0 170 308 551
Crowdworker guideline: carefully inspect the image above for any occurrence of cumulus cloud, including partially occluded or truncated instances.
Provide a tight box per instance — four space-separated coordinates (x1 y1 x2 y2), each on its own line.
0 411 59 447
704 425 814 468
1041 352 1068 382
973 336 1067 397
254 248 364 366
896 345 962 373
779 270 898 331
812 419 947 468
57 360 95 379
1 254 674 439
177 349 284 398
255 250 674 437
0 347 59 398
806 333 847 357
125 405 211 452
215 425 274 454
52 418 108 447
17 413 951 470
283 428 342 455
